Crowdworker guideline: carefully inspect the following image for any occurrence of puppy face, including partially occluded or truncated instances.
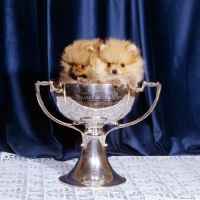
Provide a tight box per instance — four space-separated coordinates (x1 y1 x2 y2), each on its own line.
99 39 140 75
97 38 144 87
68 63 91 80
60 39 100 82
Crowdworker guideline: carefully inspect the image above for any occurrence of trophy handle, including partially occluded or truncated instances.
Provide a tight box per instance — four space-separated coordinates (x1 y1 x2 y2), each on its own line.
34 81 83 135
105 81 161 136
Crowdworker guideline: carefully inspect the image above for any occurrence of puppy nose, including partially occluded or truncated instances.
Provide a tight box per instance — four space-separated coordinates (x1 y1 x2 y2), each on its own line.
112 69 117 74
70 72 78 80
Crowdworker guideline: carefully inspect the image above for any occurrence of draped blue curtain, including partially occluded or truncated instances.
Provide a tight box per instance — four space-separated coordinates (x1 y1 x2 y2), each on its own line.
1 0 200 160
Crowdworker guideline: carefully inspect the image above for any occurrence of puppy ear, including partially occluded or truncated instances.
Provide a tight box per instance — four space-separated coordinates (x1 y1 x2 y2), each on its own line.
84 45 95 52
129 44 140 56
129 44 137 52
100 44 107 51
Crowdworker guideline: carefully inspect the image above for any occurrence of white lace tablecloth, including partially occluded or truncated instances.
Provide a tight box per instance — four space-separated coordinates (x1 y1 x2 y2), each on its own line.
0 152 200 200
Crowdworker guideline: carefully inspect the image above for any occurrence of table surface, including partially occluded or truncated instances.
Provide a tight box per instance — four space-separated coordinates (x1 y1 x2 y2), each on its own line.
0 152 200 200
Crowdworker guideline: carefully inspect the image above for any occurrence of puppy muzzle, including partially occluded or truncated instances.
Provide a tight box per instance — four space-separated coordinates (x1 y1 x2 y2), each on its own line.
70 72 87 80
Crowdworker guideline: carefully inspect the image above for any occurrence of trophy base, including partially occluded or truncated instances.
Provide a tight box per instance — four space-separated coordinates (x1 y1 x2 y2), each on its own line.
59 159 126 187
59 164 126 187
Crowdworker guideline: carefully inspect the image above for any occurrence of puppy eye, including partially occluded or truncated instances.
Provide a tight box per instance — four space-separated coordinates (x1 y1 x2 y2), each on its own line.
121 64 125 67
80 65 85 69
108 63 112 67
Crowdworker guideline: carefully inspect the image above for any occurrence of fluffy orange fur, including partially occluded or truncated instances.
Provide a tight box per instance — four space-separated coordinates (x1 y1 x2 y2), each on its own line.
95 38 144 89
59 39 101 83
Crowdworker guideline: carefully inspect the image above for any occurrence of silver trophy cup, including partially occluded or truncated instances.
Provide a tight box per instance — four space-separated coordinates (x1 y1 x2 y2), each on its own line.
35 80 161 187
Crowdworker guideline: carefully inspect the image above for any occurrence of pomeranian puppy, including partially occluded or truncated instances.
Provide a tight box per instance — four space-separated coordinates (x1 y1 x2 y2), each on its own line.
59 38 101 84
95 38 144 89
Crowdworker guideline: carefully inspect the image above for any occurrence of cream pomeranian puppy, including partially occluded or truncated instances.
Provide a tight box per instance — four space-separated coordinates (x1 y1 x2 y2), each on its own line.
59 38 101 84
95 38 144 89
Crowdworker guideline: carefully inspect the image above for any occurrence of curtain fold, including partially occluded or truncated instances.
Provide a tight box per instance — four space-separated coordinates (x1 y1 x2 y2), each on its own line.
148 0 200 155
0 0 200 160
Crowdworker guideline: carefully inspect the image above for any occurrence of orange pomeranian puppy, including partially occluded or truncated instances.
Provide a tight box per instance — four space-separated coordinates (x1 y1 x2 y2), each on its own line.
96 38 144 89
59 38 101 84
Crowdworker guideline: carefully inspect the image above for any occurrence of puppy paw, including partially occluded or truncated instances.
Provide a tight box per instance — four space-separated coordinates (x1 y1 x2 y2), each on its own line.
111 79 122 87
128 81 137 90
77 77 88 84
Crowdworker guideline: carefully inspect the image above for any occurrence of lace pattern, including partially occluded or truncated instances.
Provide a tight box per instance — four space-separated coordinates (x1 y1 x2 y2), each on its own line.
0 152 200 199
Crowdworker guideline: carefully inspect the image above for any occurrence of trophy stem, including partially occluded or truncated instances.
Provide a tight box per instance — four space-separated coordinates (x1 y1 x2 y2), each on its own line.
59 117 126 187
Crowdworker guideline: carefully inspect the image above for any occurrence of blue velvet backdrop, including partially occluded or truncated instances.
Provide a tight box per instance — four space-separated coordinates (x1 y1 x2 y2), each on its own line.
0 0 200 160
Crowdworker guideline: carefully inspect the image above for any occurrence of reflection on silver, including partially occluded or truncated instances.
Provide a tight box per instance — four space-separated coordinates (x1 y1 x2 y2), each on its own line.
35 80 161 187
